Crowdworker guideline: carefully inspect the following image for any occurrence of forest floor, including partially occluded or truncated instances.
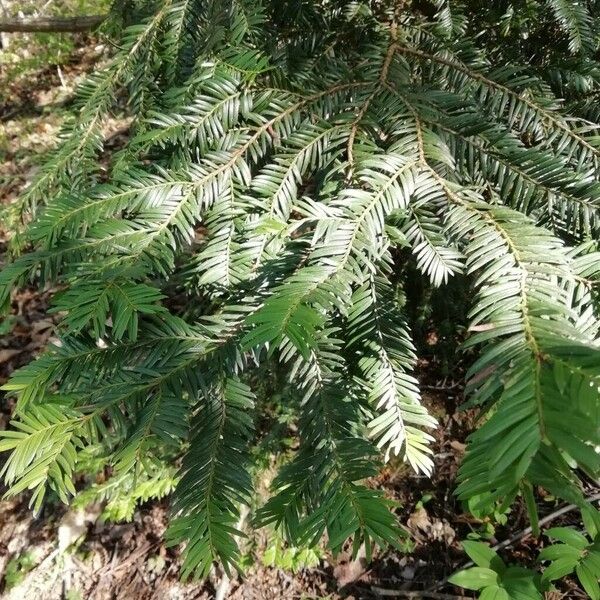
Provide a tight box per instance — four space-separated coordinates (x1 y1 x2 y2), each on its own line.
0 33 593 600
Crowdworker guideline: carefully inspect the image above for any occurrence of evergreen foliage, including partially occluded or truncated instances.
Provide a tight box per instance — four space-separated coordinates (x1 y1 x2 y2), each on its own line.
1 0 599 579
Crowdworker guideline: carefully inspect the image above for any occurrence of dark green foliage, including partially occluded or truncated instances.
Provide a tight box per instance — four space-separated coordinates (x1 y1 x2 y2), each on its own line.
0 0 599 579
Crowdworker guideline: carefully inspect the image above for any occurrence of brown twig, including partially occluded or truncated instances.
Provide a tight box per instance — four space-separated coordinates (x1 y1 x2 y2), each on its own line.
372 588 471 599
346 22 398 172
0 14 106 33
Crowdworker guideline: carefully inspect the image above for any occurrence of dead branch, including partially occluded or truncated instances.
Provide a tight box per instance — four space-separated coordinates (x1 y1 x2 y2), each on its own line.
0 14 106 33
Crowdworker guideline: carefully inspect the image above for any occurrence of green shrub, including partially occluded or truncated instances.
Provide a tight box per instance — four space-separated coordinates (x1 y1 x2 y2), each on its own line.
0 0 599 581
451 508 600 599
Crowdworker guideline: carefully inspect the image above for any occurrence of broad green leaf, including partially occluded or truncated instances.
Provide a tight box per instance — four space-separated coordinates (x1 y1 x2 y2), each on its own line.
542 556 579 582
462 541 505 572
576 561 600 600
448 567 499 590
545 527 589 550
480 586 510 600
539 543 581 562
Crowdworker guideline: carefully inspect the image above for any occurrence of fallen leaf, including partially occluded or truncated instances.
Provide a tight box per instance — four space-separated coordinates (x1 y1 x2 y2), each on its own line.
333 543 369 587
450 440 467 454
407 507 431 532
0 348 21 365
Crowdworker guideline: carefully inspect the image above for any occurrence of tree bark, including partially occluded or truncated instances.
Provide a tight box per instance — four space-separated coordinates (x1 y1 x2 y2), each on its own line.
0 0 11 49
0 14 106 33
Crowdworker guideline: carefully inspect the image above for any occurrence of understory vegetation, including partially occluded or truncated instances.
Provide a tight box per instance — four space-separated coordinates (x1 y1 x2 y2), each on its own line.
0 1 599 598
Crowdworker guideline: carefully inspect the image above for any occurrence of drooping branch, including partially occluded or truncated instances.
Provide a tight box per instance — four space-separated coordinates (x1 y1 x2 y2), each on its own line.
0 14 106 33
